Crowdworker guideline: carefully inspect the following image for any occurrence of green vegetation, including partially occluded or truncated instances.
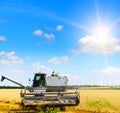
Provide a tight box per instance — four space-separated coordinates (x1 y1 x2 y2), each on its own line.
36 107 59 113
54 72 60 77
0 86 22 89
81 86 120 90
0 85 120 90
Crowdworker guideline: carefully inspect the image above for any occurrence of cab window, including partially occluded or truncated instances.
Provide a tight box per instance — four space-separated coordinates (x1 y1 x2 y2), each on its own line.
36 76 41 81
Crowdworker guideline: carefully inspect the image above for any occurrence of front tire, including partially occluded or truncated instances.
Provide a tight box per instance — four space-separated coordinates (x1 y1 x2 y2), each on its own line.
60 106 66 111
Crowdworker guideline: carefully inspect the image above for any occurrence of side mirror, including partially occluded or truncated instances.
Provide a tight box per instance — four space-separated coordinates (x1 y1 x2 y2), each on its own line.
28 78 31 82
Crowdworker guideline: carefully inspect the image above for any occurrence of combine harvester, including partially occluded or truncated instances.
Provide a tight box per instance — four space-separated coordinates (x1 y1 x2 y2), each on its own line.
1 72 80 111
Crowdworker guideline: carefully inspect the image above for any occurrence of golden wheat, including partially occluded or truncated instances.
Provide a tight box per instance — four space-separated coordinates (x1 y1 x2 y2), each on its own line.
76 89 120 113
0 89 120 113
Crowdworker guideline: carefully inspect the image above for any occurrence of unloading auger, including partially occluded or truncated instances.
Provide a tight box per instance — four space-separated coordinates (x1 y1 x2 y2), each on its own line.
1 72 80 111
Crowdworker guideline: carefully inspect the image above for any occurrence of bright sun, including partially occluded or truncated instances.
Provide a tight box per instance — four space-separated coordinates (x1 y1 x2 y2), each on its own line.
92 25 110 38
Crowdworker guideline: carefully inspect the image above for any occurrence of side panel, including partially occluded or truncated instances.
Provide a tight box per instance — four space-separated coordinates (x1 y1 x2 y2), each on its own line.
46 76 67 86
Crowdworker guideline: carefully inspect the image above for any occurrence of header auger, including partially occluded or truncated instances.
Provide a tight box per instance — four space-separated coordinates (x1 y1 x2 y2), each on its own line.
1 72 80 111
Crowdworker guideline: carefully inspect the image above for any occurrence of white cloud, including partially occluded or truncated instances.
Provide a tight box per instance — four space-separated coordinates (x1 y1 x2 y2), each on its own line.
33 29 55 41
6 51 19 60
33 62 52 74
48 56 69 64
72 36 120 54
0 59 10 66
93 66 120 76
33 29 43 36
56 25 63 31
113 80 120 85
0 51 24 66
62 73 81 85
44 33 55 40
0 36 6 41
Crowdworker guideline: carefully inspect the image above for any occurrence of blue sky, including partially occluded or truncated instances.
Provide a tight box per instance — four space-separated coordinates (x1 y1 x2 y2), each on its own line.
0 0 120 86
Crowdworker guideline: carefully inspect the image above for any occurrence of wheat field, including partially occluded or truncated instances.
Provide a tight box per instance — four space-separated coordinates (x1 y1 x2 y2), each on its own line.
0 88 120 113
78 89 120 113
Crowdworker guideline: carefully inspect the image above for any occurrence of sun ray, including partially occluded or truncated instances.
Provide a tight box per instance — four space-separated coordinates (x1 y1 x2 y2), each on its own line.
109 17 120 29
60 18 92 32
95 0 101 26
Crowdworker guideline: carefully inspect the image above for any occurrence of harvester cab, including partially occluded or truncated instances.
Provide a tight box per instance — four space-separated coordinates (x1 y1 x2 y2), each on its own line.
32 73 46 87
1 72 80 111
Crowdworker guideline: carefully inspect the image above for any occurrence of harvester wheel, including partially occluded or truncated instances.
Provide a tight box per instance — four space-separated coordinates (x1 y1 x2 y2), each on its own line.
20 101 25 110
60 106 66 111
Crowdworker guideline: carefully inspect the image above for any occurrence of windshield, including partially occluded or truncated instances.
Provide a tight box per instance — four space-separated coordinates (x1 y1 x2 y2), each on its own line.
36 76 41 81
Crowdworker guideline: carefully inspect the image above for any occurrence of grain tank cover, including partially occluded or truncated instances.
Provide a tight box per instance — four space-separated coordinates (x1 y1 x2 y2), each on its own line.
46 76 68 86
